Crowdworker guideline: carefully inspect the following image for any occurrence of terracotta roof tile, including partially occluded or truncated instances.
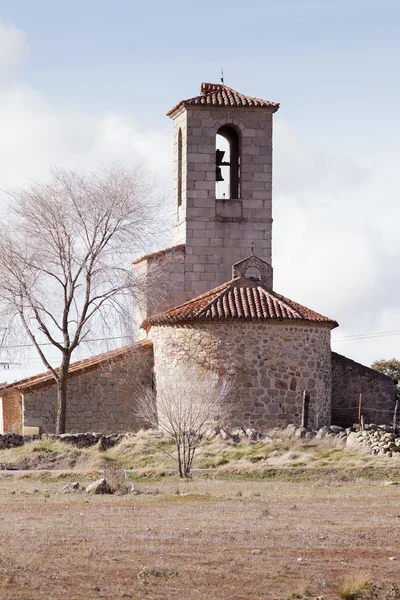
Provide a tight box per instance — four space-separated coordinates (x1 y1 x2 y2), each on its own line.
167 82 279 117
0 340 153 394
142 278 338 330
132 244 185 265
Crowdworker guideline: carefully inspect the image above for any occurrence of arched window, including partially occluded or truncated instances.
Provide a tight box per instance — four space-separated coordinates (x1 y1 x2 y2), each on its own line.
215 125 240 200
177 128 183 208
245 266 262 282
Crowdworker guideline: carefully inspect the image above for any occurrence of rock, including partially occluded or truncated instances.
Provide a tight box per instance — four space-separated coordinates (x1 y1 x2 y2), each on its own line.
305 431 316 439
258 434 273 443
378 424 391 432
61 482 80 493
329 425 344 434
219 428 232 441
295 427 307 439
205 426 220 441
232 428 246 439
316 426 330 440
246 428 259 441
346 432 362 449
98 434 123 451
85 478 113 495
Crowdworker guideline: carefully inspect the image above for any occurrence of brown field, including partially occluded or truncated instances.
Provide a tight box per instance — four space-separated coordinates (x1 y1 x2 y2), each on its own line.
0 472 399 600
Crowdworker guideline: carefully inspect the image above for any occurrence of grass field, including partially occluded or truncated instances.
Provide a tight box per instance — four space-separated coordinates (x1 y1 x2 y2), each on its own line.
0 471 399 600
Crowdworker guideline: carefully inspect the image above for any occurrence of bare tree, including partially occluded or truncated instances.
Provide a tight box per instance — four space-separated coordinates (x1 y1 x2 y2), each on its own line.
0 165 163 433
135 367 231 478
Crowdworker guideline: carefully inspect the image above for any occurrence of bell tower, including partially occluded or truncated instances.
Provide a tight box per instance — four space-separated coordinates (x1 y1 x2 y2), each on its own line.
133 82 279 338
168 82 279 298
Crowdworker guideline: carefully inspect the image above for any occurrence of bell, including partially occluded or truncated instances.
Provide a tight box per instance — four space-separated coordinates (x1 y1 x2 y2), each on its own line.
216 167 224 182
216 149 230 167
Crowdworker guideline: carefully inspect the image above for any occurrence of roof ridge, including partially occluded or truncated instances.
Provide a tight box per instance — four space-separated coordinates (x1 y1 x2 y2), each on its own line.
142 278 338 329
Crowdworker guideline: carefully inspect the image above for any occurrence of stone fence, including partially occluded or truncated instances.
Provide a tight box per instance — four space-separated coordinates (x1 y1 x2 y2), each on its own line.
0 432 125 450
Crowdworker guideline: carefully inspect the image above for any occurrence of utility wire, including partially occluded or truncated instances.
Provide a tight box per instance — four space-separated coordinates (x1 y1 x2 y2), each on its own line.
332 329 400 342
0 335 132 350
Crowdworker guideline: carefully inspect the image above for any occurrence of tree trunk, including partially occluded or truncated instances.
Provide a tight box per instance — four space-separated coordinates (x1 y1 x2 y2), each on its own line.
56 354 71 434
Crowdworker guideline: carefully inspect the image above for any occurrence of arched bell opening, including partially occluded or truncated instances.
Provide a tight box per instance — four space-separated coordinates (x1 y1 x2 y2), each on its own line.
215 125 240 200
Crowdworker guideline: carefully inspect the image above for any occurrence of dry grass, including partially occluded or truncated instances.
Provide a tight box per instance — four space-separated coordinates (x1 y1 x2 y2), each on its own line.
2 431 400 489
285 580 312 599
0 475 399 599
337 572 373 599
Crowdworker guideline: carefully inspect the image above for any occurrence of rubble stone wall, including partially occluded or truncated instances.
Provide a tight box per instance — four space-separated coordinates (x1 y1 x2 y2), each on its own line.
22 348 154 434
151 321 332 430
331 352 396 427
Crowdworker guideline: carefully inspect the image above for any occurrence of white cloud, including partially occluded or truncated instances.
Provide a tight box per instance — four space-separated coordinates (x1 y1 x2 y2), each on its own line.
0 21 174 381
273 118 400 365
0 23 172 192
0 22 29 80
0 21 399 378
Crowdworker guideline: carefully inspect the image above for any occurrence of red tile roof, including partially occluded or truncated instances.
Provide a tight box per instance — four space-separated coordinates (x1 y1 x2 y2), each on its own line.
142 278 338 330
167 82 280 117
132 244 185 265
0 340 153 394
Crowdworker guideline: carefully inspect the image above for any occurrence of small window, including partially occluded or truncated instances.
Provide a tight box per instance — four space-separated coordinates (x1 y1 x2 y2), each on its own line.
177 128 183 208
216 125 240 200
245 267 262 282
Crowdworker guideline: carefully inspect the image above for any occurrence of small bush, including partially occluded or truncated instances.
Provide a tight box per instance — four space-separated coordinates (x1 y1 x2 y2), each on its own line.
338 572 372 599
138 565 178 579
285 581 310 599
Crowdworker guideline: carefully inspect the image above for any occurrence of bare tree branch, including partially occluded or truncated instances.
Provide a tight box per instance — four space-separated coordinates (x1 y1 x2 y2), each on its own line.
0 164 165 433
135 366 232 478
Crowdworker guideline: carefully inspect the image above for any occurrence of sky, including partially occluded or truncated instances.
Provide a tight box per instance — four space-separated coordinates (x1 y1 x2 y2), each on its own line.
0 0 399 380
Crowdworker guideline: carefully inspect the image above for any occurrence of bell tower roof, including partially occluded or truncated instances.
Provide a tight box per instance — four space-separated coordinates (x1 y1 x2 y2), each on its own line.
167 82 280 117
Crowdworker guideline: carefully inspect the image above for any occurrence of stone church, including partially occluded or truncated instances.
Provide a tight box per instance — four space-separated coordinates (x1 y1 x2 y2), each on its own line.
0 82 395 435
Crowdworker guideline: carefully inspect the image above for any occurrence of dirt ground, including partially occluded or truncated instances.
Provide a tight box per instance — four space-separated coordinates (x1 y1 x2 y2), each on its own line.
0 473 399 600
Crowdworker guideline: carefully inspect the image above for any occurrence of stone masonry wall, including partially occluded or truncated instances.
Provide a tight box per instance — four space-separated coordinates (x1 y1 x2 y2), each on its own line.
331 352 395 427
23 347 154 434
151 321 332 430
133 249 186 340
171 106 274 300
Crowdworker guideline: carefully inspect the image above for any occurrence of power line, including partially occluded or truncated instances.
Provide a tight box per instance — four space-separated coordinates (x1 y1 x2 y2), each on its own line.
332 329 400 343
0 335 132 350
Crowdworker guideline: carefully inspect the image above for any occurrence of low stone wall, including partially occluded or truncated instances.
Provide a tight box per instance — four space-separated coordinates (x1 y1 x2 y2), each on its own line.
0 433 24 449
0 432 126 450
23 345 154 434
331 352 396 427
151 321 332 430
